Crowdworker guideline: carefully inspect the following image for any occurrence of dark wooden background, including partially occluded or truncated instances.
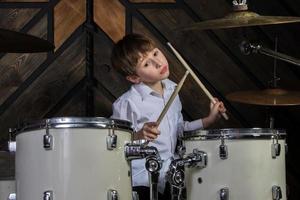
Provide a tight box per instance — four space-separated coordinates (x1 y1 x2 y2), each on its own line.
0 0 299 199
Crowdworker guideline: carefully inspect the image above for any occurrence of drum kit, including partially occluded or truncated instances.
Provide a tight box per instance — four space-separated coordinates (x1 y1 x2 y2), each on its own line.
1 0 300 199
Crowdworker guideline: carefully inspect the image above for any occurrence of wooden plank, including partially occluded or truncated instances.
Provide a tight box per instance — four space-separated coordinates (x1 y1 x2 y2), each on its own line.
54 0 85 49
94 0 125 43
0 8 40 31
53 89 86 117
0 15 48 104
94 30 130 99
0 35 85 141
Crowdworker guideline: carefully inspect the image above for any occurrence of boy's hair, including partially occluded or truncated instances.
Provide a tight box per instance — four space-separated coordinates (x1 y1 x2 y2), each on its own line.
111 33 155 76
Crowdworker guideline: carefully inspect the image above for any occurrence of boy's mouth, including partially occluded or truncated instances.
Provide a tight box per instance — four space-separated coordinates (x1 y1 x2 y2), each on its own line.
160 66 168 74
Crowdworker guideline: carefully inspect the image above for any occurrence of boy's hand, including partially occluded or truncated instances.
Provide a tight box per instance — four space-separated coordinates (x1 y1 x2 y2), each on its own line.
134 122 160 141
203 98 227 128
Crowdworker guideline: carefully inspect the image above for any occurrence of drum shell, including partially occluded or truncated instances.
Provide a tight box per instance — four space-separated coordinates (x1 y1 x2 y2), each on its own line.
182 129 286 200
16 127 132 200
0 179 15 199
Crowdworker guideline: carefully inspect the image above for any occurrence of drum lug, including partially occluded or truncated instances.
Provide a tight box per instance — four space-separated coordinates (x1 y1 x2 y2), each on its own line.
107 189 118 200
8 193 16 200
271 134 281 159
106 134 117 150
132 191 139 200
43 134 53 150
44 121 53 150
219 137 228 160
220 187 229 200
43 190 53 200
272 185 282 200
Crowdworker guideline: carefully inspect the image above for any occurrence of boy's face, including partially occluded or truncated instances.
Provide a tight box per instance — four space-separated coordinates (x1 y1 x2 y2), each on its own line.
128 48 169 84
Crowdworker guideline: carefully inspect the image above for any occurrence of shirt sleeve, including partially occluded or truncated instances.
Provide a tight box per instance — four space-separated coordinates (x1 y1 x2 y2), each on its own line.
176 95 203 132
111 98 138 131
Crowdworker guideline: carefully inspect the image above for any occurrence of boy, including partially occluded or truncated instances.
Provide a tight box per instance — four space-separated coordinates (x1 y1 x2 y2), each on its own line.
111 33 226 200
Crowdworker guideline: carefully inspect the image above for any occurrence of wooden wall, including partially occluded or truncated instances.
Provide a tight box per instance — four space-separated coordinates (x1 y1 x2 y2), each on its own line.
0 0 299 198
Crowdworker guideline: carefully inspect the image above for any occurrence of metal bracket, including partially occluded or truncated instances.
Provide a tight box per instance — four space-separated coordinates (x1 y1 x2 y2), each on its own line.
271 133 281 159
220 188 229 200
107 189 118 200
272 186 282 200
107 123 117 150
43 122 53 150
43 190 53 200
219 136 228 160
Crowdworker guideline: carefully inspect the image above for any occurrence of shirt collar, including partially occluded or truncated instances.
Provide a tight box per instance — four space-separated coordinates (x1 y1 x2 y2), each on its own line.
133 79 176 100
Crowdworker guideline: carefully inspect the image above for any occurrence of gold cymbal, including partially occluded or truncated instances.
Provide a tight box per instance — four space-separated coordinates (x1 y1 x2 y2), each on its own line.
226 88 300 106
180 11 300 31
0 28 54 53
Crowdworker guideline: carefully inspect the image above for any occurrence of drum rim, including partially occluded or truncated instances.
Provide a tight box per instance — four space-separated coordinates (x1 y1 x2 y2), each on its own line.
15 117 133 134
181 128 286 140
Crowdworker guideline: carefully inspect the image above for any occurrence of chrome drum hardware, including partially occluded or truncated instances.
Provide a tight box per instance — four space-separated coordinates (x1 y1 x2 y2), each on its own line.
43 191 53 200
107 189 118 200
220 188 229 200
181 128 287 200
272 186 282 200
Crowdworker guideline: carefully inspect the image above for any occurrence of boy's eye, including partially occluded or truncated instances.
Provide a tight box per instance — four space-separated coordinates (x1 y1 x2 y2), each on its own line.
144 62 149 67
153 50 158 56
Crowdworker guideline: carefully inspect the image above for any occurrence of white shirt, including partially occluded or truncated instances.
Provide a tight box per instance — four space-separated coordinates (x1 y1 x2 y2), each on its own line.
111 79 203 193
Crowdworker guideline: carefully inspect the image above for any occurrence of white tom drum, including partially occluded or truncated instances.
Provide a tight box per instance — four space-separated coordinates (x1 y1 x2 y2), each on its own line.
15 117 133 200
181 128 286 200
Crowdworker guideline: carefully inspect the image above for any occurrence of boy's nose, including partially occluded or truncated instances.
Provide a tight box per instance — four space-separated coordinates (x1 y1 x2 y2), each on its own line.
154 60 162 68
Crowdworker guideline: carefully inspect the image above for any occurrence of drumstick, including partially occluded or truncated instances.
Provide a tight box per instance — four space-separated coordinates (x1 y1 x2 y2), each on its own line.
144 70 189 146
167 42 229 120
157 70 190 125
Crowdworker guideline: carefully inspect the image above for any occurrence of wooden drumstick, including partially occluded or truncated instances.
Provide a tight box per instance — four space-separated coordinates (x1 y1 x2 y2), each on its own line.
143 70 189 146
157 70 190 125
167 42 229 120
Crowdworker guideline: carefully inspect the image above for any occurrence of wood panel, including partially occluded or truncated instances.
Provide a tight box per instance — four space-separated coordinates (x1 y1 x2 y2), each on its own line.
0 8 40 31
54 89 86 117
0 34 85 142
94 29 130 99
54 0 85 49
0 152 14 178
94 0 125 43
0 15 47 104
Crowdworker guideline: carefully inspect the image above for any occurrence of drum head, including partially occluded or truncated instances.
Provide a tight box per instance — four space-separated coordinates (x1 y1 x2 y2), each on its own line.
16 117 132 134
182 128 286 140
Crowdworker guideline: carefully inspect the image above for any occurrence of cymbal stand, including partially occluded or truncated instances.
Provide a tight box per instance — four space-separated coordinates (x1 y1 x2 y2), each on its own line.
268 37 279 129
166 149 207 200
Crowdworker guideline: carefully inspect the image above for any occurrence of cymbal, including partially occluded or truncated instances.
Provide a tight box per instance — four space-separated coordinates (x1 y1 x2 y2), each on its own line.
0 28 55 53
226 88 300 106
178 0 300 31
180 11 300 31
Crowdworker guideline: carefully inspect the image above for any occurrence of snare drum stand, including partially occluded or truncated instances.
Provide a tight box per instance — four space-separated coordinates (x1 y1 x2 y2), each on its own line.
125 143 162 200
145 155 162 200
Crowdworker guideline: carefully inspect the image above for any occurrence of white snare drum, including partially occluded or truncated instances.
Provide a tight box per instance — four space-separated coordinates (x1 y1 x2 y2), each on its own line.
16 117 133 200
181 128 286 200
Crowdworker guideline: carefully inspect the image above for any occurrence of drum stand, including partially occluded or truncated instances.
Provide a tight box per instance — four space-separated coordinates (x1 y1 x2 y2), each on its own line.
125 143 162 200
146 155 162 200
166 149 207 200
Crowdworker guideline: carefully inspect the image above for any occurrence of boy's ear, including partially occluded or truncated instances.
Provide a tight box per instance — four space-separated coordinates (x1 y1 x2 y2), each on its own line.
126 75 141 84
